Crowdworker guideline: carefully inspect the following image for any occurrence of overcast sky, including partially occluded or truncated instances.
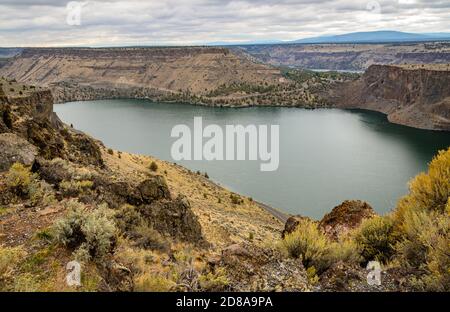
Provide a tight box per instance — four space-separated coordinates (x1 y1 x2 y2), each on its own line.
0 0 449 47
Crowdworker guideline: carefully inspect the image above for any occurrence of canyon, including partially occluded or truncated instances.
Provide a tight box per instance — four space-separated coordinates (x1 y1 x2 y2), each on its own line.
2 78 447 291
0 46 449 130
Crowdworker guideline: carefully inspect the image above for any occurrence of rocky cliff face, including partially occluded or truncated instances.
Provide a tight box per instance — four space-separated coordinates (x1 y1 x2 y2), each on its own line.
329 64 450 130
0 79 204 246
0 47 285 103
237 42 450 71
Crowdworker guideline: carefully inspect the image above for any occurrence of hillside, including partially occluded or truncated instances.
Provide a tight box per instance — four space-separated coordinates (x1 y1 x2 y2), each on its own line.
328 64 450 130
0 79 449 292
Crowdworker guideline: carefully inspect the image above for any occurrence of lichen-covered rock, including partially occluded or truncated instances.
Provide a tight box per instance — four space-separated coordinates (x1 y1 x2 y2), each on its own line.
139 195 204 243
319 200 375 240
0 133 38 171
217 242 310 292
138 175 171 203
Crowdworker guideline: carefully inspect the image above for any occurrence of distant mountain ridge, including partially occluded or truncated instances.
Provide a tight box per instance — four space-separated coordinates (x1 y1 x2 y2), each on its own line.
291 31 450 44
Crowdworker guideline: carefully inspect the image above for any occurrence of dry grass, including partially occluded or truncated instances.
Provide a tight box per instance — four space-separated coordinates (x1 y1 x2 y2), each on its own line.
101 147 283 248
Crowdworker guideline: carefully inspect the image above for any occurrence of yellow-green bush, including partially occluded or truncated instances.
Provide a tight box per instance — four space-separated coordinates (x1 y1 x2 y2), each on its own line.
0 246 26 289
354 216 396 264
134 274 175 292
198 268 229 291
6 163 34 195
395 209 449 291
391 148 450 291
59 180 93 197
281 219 329 272
395 148 450 225
6 162 55 206
329 237 362 265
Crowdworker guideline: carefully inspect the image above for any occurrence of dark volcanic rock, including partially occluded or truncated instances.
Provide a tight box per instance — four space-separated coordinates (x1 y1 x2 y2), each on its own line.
319 200 375 240
138 175 171 203
139 195 204 243
281 215 314 238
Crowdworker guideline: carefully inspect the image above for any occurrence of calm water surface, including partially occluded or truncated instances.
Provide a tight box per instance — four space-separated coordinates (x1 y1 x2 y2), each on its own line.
54 100 450 219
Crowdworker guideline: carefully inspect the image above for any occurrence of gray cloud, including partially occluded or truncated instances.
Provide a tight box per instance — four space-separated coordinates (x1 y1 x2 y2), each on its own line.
0 0 449 46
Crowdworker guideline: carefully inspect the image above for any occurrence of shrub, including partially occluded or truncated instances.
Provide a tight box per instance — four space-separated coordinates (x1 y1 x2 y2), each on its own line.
6 163 34 196
395 210 450 291
5 163 55 206
134 274 175 292
114 204 144 234
28 180 56 206
54 201 87 249
54 201 117 262
198 268 229 291
59 180 93 197
0 246 26 282
328 238 362 265
281 219 329 272
230 194 242 205
149 161 158 172
132 225 170 252
107 148 114 155
354 216 396 264
396 148 450 224
390 148 450 290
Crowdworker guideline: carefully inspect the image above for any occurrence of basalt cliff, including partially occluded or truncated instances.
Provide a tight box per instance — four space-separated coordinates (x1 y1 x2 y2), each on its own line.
329 64 450 131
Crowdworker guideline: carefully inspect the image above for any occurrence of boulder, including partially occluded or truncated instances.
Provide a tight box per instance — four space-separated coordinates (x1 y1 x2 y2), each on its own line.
0 133 38 171
138 175 171 203
319 200 376 240
139 195 204 243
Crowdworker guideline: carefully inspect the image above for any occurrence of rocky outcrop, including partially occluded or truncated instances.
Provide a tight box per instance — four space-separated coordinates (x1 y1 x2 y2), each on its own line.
139 195 204 243
319 200 375 240
282 200 375 240
0 84 103 166
138 176 171 203
0 133 38 172
330 64 450 130
213 242 310 291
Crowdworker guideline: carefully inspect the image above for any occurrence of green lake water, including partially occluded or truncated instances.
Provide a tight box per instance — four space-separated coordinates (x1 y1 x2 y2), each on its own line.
54 99 450 219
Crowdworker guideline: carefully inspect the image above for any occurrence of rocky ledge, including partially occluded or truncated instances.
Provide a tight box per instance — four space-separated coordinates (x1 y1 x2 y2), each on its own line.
329 64 450 131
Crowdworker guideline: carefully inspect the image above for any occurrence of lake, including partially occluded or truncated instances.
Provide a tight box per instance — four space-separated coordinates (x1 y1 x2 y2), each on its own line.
54 99 450 219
